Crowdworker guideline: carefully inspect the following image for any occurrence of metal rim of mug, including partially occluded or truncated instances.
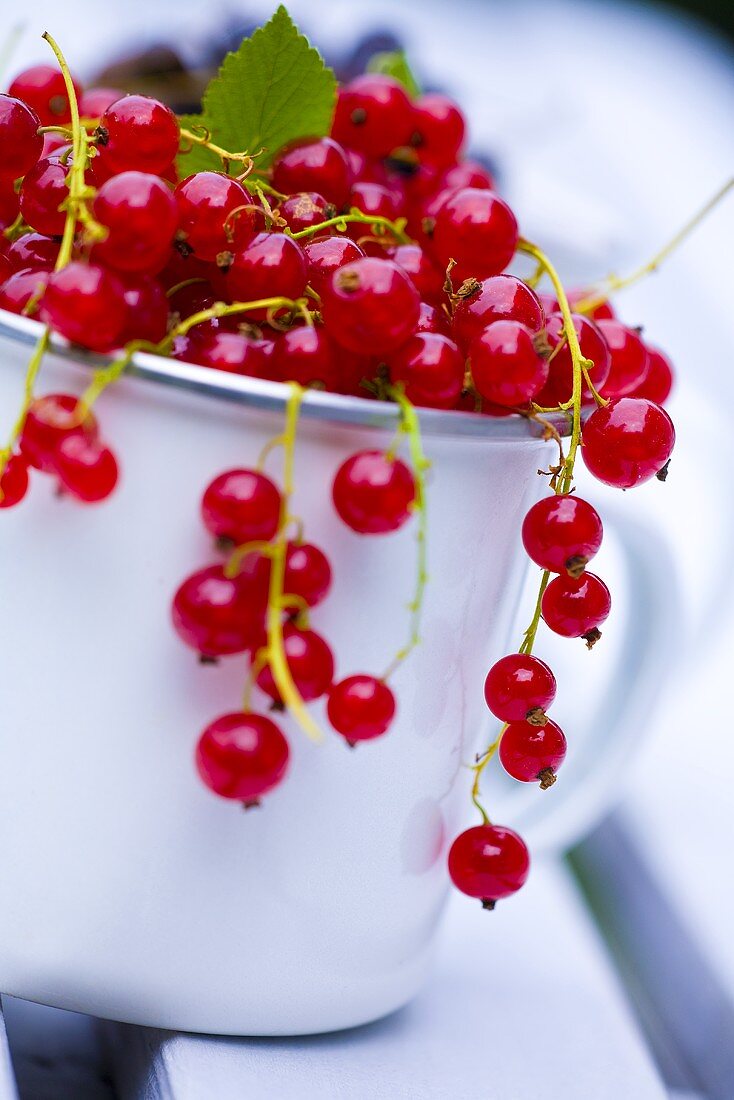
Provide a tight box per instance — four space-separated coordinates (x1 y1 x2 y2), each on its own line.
0 309 568 442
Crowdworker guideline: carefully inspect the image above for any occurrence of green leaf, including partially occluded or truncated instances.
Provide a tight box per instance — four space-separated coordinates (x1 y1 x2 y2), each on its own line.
367 50 421 98
176 7 336 179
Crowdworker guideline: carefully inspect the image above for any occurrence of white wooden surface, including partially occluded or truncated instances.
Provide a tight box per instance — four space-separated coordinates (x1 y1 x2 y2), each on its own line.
101 860 665 1100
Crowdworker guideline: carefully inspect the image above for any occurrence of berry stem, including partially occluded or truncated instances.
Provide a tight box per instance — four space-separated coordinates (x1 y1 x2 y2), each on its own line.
574 176 734 315
262 383 324 743
381 385 430 679
470 730 504 824
179 125 255 175
290 210 411 244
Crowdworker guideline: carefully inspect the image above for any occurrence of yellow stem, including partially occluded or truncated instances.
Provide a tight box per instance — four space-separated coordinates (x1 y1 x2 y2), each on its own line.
179 126 255 174
290 211 411 245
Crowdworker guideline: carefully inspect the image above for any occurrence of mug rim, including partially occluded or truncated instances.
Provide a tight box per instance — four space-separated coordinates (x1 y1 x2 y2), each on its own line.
0 308 566 442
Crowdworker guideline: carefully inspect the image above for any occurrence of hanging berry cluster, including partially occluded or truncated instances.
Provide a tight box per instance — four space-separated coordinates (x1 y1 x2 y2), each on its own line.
2 10 721 913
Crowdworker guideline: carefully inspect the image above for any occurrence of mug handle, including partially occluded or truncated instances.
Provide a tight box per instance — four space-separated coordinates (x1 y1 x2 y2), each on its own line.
512 503 680 852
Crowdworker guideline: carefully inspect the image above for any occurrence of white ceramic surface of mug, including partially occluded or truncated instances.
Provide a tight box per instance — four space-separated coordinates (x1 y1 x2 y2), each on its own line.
0 312 666 1035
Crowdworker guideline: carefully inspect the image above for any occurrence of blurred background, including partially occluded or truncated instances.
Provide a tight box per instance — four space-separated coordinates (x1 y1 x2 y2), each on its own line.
2 0 734 1096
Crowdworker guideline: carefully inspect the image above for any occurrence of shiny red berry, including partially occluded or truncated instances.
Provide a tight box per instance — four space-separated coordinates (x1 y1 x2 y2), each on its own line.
172 565 263 657
0 269 50 315
332 75 413 159
469 320 548 407
415 300 451 335
272 137 353 208
196 712 289 802
411 94 465 166
256 625 335 703
174 172 252 260
436 160 496 193
0 454 30 509
40 262 128 352
303 235 364 294
522 495 603 575
9 65 81 125
387 243 445 305
333 449 416 534
430 188 518 282
387 331 464 410
93 171 179 274
0 94 43 178
347 181 401 236
533 312 611 407
581 397 675 488
452 274 544 348
19 155 69 237
6 232 60 272
272 324 338 389
221 232 308 312
179 328 273 378
201 468 281 544
0 176 19 228
97 95 180 176
541 572 611 639
631 346 674 405
327 675 396 742
117 275 169 344
79 87 123 117
283 541 332 607
321 257 420 356
499 719 567 787
448 824 530 906
596 319 650 398
484 653 556 723
53 434 119 502
20 393 98 473
280 191 333 234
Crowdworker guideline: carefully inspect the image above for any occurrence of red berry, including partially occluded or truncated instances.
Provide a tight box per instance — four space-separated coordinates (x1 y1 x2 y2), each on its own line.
581 397 675 488
0 94 43 178
272 325 338 389
117 275 169 344
97 95 180 176
522 495 603 575
0 454 30 508
196 712 289 802
541 572 611 639
6 232 60 272
541 289 615 322
53 434 119 502
79 87 123 117
321 257 420 356
283 541 332 607
19 156 69 237
332 75 413 159
179 328 273 378
9 65 81 125
40 262 128 352
415 300 451 336
0 269 49 315
499 719 567 786
411 94 465 166
448 824 530 906
631 346 674 405
201 468 281 544
469 320 548 407
347 181 401 236
533 312 611 407
256 625 335 703
430 188 518 282
280 191 333 234
596 319 650 398
328 675 396 742
174 171 252 260
452 274 544 348
387 331 464 410
93 171 178 275
303 235 364 294
333 449 416 534
272 137 353 208
20 393 98 473
484 653 556 723
0 176 19 228
172 565 263 657
387 243 445 305
221 232 308 312
436 160 496 193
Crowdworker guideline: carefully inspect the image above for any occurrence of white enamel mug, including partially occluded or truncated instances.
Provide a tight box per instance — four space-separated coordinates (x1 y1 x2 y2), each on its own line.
0 309 673 1034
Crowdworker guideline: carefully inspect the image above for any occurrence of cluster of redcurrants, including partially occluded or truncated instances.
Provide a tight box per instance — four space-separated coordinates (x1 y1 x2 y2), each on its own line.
173 453 412 802
0 61 678 912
